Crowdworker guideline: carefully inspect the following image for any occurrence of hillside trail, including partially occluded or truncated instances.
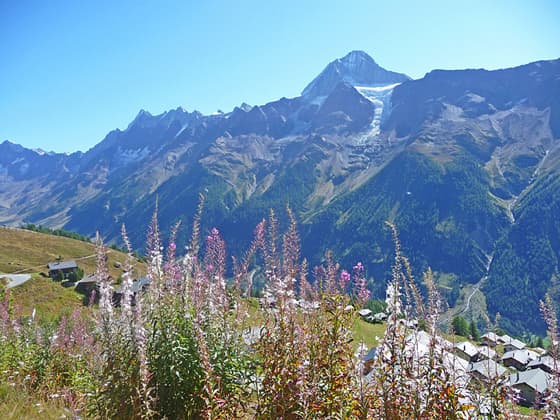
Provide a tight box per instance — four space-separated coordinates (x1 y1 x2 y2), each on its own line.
460 253 493 315
5 253 97 275
440 252 494 325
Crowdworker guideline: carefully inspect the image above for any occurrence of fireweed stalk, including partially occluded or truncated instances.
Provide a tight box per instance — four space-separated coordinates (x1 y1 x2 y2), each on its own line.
367 224 470 419
255 209 367 418
540 294 560 419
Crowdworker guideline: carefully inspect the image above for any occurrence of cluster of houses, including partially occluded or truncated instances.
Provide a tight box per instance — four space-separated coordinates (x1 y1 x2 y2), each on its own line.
73 273 150 304
358 327 558 408
457 332 557 407
246 306 557 410
358 308 387 323
47 259 149 304
352 306 558 409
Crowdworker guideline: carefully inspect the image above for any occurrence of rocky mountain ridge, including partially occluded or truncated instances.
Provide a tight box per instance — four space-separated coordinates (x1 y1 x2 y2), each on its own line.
1 52 559 334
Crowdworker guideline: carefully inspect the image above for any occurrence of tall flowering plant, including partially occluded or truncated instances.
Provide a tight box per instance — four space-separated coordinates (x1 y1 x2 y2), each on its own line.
540 294 560 419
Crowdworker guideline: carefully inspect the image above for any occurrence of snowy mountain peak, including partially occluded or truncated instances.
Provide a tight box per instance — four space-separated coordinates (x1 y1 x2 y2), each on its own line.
339 50 378 68
302 51 410 99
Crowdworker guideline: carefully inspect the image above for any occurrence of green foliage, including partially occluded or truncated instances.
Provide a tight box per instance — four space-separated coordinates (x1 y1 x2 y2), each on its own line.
21 224 92 243
485 173 560 334
469 319 480 341
147 301 204 418
67 267 84 283
452 316 469 337
304 151 507 299
0 311 93 416
366 299 388 314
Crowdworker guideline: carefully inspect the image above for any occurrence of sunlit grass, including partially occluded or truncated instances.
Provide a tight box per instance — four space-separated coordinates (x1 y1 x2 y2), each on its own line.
351 318 386 349
8 274 87 323
0 226 145 279
0 384 72 419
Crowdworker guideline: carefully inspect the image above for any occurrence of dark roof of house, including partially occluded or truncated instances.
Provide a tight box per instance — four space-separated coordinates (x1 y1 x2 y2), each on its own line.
76 274 97 284
47 260 77 271
508 368 552 392
468 360 507 378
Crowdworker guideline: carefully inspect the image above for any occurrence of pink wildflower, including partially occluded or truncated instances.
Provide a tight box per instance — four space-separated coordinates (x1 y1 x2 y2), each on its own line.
353 262 364 273
339 270 351 291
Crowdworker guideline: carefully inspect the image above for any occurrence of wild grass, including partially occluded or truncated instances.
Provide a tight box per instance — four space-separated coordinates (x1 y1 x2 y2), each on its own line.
352 318 386 349
0 226 144 279
0 384 70 419
8 274 86 323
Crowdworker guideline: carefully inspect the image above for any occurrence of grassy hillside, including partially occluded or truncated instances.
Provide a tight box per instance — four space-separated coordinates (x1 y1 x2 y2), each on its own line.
0 226 145 279
0 226 147 323
7 274 85 323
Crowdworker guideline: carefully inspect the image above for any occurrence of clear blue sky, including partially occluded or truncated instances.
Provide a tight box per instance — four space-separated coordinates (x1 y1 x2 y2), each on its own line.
1 0 559 153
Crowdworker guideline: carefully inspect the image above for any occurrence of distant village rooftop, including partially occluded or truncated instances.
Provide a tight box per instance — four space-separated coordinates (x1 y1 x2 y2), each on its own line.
481 332 500 346
502 335 526 351
508 368 553 406
468 359 507 381
527 355 559 374
47 260 78 271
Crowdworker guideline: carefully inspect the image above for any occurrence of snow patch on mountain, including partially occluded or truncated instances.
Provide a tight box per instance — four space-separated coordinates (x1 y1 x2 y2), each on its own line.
355 83 400 143
115 146 151 166
308 95 328 107
175 124 190 138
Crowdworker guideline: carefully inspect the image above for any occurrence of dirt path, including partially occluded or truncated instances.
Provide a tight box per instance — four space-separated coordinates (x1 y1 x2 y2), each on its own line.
459 279 483 315
8 253 100 275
